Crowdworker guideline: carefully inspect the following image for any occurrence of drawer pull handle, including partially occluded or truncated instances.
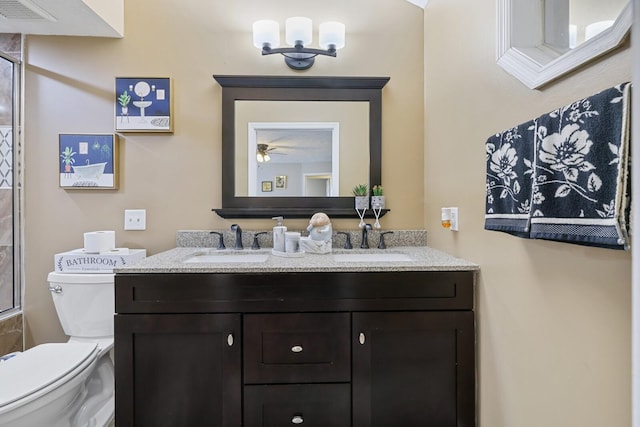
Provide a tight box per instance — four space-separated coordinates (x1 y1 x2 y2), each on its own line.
291 345 303 353
359 332 365 345
291 414 304 424
227 334 234 347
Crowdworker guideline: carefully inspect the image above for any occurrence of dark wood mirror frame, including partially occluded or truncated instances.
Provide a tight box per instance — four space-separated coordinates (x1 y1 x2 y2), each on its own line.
212 75 390 219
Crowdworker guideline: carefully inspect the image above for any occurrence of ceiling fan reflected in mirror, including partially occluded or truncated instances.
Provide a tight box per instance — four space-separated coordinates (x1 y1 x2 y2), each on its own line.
256 143 286 162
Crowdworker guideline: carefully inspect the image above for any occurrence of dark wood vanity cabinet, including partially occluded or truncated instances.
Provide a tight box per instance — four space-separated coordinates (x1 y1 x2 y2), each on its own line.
114 313 241 427
115 270 475 427
352 311 475 427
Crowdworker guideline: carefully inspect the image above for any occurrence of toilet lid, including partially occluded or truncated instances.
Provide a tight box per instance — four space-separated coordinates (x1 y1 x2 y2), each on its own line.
0 342 98 408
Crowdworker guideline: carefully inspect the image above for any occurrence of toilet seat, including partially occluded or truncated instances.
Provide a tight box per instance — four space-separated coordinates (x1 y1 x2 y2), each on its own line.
0 342 99 410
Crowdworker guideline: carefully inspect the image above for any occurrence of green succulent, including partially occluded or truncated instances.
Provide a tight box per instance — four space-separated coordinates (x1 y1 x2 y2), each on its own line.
352 184 368 196
118 90 131 107
372 185 384 196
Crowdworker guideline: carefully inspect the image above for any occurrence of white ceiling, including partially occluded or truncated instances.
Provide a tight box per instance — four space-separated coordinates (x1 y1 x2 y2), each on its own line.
406 0 428 8
0 0 422 38
0 0 123 37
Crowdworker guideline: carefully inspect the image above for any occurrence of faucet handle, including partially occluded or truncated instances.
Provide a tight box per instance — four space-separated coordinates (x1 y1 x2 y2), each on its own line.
252 232 267 250
336 231 352 249
209 231 226 250
230 224 243 250
378 231 394 249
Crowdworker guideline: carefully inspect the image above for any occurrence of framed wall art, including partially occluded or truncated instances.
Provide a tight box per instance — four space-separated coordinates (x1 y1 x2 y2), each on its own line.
115 77 173 132
261 181 273 192
59 134 119 189
275 175 287 189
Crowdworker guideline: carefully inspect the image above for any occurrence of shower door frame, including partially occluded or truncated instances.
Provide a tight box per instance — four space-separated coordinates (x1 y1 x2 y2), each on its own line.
0 48 22 319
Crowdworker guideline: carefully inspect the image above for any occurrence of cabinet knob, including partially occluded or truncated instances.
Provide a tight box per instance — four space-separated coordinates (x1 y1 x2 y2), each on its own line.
291 345 303 353
291 414 304 424
359 332 365 345
227 334 234 347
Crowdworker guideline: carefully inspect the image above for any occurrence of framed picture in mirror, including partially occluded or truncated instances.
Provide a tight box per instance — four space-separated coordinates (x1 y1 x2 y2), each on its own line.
275 175 287 189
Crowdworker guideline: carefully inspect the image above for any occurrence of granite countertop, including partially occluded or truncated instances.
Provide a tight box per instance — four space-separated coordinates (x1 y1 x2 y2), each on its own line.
115 246 479 274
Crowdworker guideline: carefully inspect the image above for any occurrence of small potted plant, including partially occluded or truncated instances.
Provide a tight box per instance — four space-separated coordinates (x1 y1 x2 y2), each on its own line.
352 184 369 210
371 185 385 209
118 90 131 116
60 146 76 174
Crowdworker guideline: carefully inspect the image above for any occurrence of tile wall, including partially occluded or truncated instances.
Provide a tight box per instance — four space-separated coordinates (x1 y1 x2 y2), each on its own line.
0 34 21 354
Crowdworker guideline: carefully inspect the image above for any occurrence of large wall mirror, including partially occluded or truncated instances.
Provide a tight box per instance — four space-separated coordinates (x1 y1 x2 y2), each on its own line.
497 0 631 89
213 75 389 218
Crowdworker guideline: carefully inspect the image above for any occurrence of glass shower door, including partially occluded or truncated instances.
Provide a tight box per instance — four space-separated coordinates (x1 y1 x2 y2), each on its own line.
0 48 20 315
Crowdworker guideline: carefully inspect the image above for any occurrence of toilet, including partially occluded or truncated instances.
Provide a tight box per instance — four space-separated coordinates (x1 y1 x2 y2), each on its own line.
0 272 115 427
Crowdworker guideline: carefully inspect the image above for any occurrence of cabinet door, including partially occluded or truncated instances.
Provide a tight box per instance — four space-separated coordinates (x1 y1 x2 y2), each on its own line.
353 312 475 427
115 313 241 427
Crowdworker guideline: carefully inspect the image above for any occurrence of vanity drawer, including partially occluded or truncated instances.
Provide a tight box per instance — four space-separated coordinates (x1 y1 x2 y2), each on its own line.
244 384 350 427
244 313 350 384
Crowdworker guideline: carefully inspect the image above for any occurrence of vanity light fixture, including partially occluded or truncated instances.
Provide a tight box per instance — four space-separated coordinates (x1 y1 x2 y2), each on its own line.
252 17 345 70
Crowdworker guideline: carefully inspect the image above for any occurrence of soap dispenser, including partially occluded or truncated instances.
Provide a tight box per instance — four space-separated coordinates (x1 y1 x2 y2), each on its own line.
272 216 287 253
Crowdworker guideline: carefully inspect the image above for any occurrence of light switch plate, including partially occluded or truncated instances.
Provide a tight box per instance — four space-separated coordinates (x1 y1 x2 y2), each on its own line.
124 209 146 230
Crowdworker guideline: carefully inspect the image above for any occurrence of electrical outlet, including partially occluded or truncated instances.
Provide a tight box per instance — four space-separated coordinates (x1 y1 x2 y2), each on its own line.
124 209 146 230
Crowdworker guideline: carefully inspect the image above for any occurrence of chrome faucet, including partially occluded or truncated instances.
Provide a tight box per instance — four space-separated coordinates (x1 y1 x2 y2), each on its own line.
230 224 243 250
360 224 372 249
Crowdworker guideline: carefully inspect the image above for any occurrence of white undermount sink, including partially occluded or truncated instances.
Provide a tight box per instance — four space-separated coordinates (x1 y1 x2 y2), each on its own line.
332 253 414 262
183 251 269 264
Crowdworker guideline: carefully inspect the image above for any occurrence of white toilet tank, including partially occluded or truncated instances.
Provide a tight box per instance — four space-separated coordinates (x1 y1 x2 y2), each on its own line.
47 272 115 339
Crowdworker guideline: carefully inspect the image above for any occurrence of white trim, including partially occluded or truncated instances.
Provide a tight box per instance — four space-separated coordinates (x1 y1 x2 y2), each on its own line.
529 217 617 226
302 173 333 197
497 0 631 89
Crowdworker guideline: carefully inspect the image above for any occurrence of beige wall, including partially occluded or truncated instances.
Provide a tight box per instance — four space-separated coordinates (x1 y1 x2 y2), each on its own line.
22 0 631 424
22 0 424 345
425 0 631 426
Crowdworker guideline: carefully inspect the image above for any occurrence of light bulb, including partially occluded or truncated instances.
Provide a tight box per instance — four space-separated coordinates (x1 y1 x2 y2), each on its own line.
286 17 312 46
253 20 280 49
319 21 345 50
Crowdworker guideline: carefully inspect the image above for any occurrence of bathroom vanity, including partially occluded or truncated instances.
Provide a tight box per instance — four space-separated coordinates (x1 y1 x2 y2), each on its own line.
114 245 478 427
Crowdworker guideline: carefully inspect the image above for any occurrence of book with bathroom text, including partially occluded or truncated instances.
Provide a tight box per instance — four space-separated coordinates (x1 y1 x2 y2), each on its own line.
54 248 147 273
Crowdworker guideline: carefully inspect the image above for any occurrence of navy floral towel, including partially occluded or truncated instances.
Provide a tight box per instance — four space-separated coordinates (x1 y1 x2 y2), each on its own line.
529 83 631 249
485 82 631 250
485 120 536 237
